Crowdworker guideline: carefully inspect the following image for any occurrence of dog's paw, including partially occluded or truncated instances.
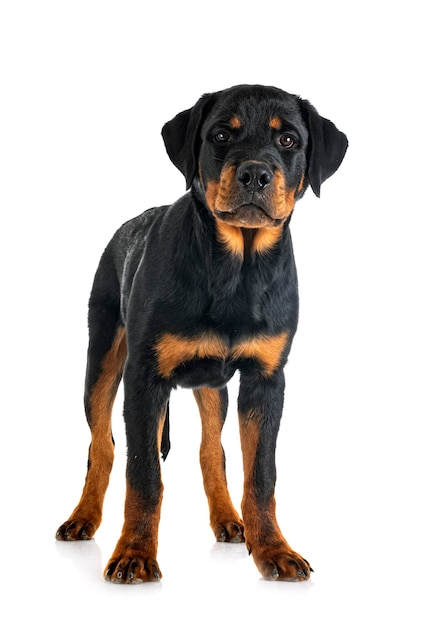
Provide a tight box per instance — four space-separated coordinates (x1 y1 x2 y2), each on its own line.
56 518 97 541
213 519 245 543
250 544 313 581
104 552 162 583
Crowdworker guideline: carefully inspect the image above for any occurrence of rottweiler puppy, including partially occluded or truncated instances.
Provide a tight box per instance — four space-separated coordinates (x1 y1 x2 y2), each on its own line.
56 84 347 582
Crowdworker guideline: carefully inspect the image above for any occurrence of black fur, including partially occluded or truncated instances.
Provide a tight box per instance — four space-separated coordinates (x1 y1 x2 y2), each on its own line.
56 84 347 583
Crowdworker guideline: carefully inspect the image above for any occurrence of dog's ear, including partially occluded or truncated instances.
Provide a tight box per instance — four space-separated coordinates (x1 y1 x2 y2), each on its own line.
299 99 348 198
162 93 216 190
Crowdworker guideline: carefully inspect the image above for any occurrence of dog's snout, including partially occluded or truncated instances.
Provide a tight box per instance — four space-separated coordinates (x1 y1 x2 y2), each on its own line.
236 161 273 191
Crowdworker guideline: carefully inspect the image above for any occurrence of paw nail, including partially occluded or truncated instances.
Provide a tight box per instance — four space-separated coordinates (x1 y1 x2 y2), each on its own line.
298 568 310 577
271 568 279 579
117 571 123 579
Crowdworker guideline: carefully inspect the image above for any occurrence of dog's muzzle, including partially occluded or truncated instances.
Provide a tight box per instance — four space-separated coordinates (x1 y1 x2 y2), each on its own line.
215 160 283 228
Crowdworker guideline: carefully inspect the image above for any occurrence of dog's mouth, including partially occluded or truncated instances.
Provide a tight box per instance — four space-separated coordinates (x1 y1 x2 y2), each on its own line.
215 204 283 228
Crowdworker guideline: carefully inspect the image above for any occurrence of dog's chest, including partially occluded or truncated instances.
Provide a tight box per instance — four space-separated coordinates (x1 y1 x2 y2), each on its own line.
152 267 296 389
154 327 290 389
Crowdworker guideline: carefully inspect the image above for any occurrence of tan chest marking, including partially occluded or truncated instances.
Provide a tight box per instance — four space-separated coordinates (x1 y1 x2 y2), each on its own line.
155 331 288 379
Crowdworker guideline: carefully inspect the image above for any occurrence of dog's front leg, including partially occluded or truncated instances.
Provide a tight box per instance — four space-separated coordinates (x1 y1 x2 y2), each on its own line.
193 386 244 543
104 361 170 583
238 368 312 581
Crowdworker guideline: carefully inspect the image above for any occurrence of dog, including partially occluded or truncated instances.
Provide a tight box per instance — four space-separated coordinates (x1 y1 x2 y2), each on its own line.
56 84 347 582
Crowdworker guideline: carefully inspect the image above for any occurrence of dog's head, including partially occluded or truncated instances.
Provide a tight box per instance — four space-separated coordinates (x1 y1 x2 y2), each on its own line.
162 85 348 230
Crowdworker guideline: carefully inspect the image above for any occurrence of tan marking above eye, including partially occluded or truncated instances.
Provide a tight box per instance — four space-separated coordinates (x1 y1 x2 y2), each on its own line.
229 116 242 129
269 116 282 130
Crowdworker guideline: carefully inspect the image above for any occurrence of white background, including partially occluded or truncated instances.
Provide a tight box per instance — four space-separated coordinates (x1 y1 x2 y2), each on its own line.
1 1 435 624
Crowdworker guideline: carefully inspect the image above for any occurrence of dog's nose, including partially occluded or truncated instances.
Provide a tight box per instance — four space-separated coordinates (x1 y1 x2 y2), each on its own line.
236 161 273 190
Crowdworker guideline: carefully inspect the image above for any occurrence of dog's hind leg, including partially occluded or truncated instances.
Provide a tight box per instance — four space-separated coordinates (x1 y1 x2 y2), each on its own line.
194 387 244 543
56 250 126 541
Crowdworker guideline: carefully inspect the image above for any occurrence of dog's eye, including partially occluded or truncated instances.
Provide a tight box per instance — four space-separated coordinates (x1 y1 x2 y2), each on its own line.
214 131 231 143
279 133 296 149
